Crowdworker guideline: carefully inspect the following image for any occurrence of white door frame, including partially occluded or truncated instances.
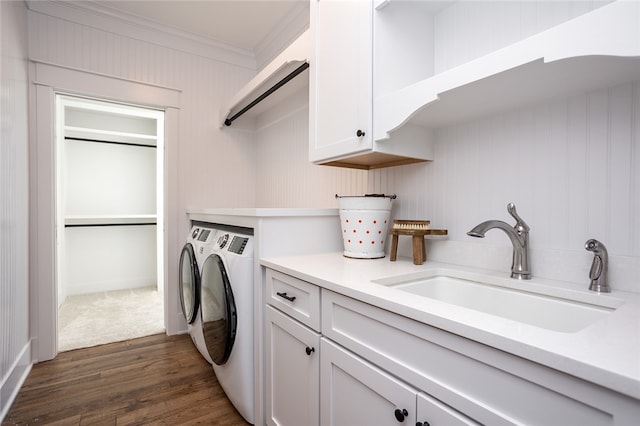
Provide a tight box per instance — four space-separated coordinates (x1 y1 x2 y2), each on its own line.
56 94 166 313
30 60 182 362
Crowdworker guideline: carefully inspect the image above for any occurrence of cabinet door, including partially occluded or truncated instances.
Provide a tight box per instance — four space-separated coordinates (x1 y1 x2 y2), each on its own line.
309 0 373 163
266 305 320 426
321 338 416 426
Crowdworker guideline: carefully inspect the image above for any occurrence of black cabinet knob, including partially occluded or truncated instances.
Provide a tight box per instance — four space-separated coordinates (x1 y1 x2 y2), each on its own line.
394 408 408 422
416 422 430 426
356 129 365 137
305 346 315 356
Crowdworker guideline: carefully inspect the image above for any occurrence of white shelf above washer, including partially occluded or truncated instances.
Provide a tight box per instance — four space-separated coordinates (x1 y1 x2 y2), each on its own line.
220 30 310 128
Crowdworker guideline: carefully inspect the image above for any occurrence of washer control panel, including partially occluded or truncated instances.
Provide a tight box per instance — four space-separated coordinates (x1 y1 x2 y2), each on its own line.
228 236 249 255
216 232 249 254
197 229 211 242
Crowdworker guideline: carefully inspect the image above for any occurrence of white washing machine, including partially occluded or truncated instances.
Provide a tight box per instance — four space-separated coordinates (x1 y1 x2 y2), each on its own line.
179 224 255 424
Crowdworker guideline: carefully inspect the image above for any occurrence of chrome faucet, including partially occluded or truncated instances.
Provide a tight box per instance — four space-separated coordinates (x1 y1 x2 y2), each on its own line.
467 203 531 280
585 239 610 293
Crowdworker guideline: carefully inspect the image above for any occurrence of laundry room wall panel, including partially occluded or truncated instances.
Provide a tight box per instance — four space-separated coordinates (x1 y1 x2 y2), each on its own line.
64 141 157 216
65 226 157 295
1 0 31 420
254 90 368 208
28 10 180 90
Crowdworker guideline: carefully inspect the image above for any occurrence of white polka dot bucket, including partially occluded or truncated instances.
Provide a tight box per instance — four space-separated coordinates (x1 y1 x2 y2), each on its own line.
336 194 396 259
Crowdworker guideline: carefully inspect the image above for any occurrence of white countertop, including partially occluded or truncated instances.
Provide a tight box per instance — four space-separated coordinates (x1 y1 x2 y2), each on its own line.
261 252 640 400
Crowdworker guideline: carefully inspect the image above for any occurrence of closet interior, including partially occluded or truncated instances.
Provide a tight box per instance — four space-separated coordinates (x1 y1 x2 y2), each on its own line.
56 96 165 351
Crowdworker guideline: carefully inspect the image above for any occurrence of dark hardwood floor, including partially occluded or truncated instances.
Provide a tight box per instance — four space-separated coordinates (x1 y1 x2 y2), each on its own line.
3 333 251 425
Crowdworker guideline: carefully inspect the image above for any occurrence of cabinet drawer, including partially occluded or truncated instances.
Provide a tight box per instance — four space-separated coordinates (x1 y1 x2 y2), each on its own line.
322 290 620 426
266 269 320 331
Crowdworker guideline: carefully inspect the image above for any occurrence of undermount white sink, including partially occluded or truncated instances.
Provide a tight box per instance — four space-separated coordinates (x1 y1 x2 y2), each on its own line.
373 270 624 333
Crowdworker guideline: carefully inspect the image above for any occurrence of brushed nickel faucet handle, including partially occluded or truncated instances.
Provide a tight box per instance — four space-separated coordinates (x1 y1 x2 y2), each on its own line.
507 203 530 232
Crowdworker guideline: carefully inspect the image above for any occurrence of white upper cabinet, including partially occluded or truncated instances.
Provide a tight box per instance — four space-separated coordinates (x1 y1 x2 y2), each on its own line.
309 0 374 166
374 0 640 140
309 0 640 170
309 0 434 170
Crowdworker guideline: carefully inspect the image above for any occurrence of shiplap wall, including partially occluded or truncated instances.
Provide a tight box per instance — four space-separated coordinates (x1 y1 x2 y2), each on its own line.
255 89 368 207
433 0 612 74
28 7 258 211
370 80 640 291
1 0 31 419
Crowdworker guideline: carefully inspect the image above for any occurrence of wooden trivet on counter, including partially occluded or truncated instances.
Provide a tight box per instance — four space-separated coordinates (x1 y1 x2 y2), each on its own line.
389 220 448 265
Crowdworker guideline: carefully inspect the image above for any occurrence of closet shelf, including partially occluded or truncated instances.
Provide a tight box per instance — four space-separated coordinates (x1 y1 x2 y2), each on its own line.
220 29 309 128
64 215 157 227
374 0 640 140
65 126 157 147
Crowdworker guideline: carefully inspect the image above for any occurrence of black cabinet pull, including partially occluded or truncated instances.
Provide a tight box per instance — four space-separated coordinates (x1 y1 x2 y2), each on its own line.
416 422 430 426
276 292 296 302
394 408 408 422
305 346 315 356
356 129 365 137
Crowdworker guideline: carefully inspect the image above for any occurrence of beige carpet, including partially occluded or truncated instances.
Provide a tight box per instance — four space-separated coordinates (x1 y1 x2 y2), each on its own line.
58 286 165 352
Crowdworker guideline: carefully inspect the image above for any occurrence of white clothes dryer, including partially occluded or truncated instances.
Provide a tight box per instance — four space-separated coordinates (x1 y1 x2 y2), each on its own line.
179 225 216 364
179 224 254 424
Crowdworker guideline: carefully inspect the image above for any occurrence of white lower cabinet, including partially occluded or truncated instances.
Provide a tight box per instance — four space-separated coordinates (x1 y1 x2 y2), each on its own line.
320 337 476 426
264 268 640 426
265 305 319 426
321 290 640 426
320 337 417 425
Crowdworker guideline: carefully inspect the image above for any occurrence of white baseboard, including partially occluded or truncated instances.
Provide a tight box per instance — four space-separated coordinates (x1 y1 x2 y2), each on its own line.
0 341 32 422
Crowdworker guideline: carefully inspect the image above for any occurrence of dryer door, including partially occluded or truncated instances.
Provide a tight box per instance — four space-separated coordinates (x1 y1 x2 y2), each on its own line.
200 253 237 365
179 243 200 324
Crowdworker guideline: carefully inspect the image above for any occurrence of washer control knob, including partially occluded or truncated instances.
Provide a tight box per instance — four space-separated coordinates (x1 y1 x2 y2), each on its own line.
218 233 229 249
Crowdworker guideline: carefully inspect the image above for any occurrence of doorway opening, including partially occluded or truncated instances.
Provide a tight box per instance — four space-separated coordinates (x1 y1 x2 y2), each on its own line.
55 95 165 351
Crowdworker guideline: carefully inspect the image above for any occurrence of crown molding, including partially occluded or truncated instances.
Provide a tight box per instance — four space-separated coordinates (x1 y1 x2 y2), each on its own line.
26 0 257 70
254 1 310 71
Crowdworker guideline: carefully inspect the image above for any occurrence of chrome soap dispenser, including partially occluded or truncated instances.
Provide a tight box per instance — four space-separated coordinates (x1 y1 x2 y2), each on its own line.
585 239 610 293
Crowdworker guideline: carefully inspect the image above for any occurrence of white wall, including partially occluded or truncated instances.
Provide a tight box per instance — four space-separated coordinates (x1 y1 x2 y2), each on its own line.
370 80 640 293
65 226 158 295
64 141 157 215
254 89 368 207
0 0 31 420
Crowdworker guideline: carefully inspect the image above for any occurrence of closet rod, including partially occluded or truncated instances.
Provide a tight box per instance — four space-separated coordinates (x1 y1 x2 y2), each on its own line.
65 137 156 149
65 223 157 228
224 61 310 126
